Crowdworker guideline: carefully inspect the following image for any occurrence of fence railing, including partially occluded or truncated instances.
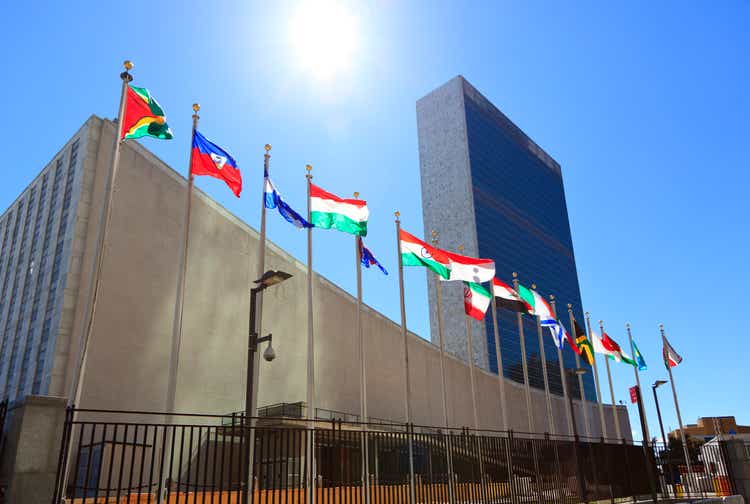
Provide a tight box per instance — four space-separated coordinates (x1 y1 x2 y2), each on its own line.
52 408 737 504
0 399 7 450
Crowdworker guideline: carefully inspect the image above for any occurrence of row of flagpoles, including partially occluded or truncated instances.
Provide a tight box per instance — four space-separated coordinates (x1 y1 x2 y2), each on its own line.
65 62 694 501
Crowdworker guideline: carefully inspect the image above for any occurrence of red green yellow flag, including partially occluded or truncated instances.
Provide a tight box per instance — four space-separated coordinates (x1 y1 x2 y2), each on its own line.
121 85 173 140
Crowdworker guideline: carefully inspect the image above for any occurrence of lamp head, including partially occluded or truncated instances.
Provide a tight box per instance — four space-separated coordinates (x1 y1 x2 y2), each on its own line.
263 341 276 362
255 270 292 288
653 380 668 389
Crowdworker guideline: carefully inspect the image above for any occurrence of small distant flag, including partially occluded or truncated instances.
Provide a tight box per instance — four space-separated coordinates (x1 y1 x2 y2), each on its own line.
264 171 312 229
546 320 568 349
121 85 173 140
576 334 595 365
517 284 555 325
567 319 584 355
663 336 682 369
359 238 387 275
191 130 242 197
633 340 647 371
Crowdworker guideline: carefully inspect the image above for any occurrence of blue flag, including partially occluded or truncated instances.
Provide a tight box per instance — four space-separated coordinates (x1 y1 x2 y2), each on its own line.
359 239 387 275
263 172 312 229
633 340 647 371
546 320 565 349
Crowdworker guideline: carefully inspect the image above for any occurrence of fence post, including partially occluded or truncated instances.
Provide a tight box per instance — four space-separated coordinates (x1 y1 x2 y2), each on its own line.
622 438 635 503
573 433 587 504
51 405 75 503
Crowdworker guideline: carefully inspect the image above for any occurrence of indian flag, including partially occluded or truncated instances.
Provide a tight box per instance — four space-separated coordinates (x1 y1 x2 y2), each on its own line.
310 183 368 236
399 229 451 279
464 282 491 320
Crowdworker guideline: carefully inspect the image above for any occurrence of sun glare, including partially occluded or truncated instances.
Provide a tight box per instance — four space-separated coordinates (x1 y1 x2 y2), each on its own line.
289 0 359 81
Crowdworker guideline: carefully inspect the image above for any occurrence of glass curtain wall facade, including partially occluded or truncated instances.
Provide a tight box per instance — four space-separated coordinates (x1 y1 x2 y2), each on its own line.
0 137 81 402
417 76 597 402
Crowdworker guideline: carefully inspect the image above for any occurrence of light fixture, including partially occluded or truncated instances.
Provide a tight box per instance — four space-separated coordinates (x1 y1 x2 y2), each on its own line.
653 380 668 389
254 270 292 289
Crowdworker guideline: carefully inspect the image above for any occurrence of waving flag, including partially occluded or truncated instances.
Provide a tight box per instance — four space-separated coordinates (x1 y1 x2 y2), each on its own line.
121 85 173 140
663 337 682 369
359 239 387 275
310 184 369 236
399 229 451 279
633 340 647 371
492 278 531 314
443 251 495 283
264 172 312 229
191 130 242 197
546 320 568 349
464 282 492 320
517 284 555 324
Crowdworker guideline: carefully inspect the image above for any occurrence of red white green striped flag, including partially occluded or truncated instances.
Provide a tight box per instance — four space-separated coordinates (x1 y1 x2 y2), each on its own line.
492 278 531 313
310 184 368 236
399 229 451 279
464 282 491 320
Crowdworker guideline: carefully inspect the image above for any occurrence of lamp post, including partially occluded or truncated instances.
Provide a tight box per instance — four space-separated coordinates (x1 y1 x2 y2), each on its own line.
652 381 668 445
243 269 292 504
566 367 588 503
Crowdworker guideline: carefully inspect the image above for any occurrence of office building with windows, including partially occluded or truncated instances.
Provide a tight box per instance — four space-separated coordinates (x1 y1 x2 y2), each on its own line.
417 76 598 406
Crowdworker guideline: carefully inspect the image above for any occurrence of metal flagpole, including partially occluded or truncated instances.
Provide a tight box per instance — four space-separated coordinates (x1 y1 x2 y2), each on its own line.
69 60 133 408
430 232 450 429
156 103 199 504
306 164 317 504
626 323 650 441
458 245 480 431
660 324 693 478
550 297 574 436
490 295 508 430
569 306 593 438
580 308 606 439
394 212 416 504
431 231 455 504
245 144 272 503
354 194 371 504
597 318 621 440
165 103 199 416
62 59 133 500
512 273 534 433
531 284 555 434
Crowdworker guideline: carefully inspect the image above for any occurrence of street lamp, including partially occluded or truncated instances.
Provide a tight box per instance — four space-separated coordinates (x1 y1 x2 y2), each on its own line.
243 269 291 504
652 380 669 445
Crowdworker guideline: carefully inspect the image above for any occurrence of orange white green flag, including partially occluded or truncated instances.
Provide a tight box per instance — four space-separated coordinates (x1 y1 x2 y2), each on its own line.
399 229 451 279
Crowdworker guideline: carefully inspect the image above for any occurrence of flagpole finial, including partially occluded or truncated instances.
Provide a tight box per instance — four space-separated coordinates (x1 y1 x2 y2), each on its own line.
585 311 590 317
457 245 464 252
353 191 359 199
626 322 631 329
567 303 572 309
265 144 272 152
120 60 134 82
192 103 200 121
531 283 536 290
549 294 554 301
598 319 603 325
306 164 312 179
123 60 134 71
512 271 518 278
659 323 664 330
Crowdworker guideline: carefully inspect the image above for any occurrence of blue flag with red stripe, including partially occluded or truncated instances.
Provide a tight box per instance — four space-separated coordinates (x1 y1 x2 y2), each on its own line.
190 130 242 197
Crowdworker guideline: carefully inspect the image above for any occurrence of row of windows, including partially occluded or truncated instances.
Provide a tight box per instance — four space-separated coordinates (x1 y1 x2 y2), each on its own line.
0 138 79 400
460 92 598 403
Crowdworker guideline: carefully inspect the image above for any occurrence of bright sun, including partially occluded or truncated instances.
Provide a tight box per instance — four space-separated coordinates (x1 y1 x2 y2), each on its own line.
289 0 359 81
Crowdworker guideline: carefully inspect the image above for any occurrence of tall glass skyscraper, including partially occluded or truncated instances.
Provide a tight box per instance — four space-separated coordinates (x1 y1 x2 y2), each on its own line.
417 76 597 402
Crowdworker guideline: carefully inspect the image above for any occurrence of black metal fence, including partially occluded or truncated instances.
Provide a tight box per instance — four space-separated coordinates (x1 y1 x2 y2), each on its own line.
0 399 7 452
51 408 736 504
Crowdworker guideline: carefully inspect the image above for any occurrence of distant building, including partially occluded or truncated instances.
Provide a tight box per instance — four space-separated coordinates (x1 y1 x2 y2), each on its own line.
416 76 597 404
670 416 750 442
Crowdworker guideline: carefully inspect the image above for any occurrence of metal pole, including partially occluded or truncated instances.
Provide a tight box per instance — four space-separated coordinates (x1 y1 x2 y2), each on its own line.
512 273 534 433
464 317 480 430
431 231 455 504
69 60 132 408
652 385 667 445
586 312 621 441
243 287 261 504
355 230 371 504
394 212 416 504
165 102 199 415
61 60 132 501
550 297 574 436
490 295 508 430
660 324 693 481
531 284 554 435
626 323 650 441
305 165 317 504
246 144 272 503
571 308 592 438
597 319 621 440
157 101 199 504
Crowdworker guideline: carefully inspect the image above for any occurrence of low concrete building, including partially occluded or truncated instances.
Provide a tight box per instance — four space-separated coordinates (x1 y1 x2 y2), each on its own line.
0 116 630 439
671 417 750 442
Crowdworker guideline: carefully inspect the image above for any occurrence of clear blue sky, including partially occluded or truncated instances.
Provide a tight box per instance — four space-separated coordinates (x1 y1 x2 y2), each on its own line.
2 1 748 440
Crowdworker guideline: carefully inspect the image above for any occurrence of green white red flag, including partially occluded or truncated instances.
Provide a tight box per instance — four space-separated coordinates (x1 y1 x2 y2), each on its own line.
464 282 492 320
